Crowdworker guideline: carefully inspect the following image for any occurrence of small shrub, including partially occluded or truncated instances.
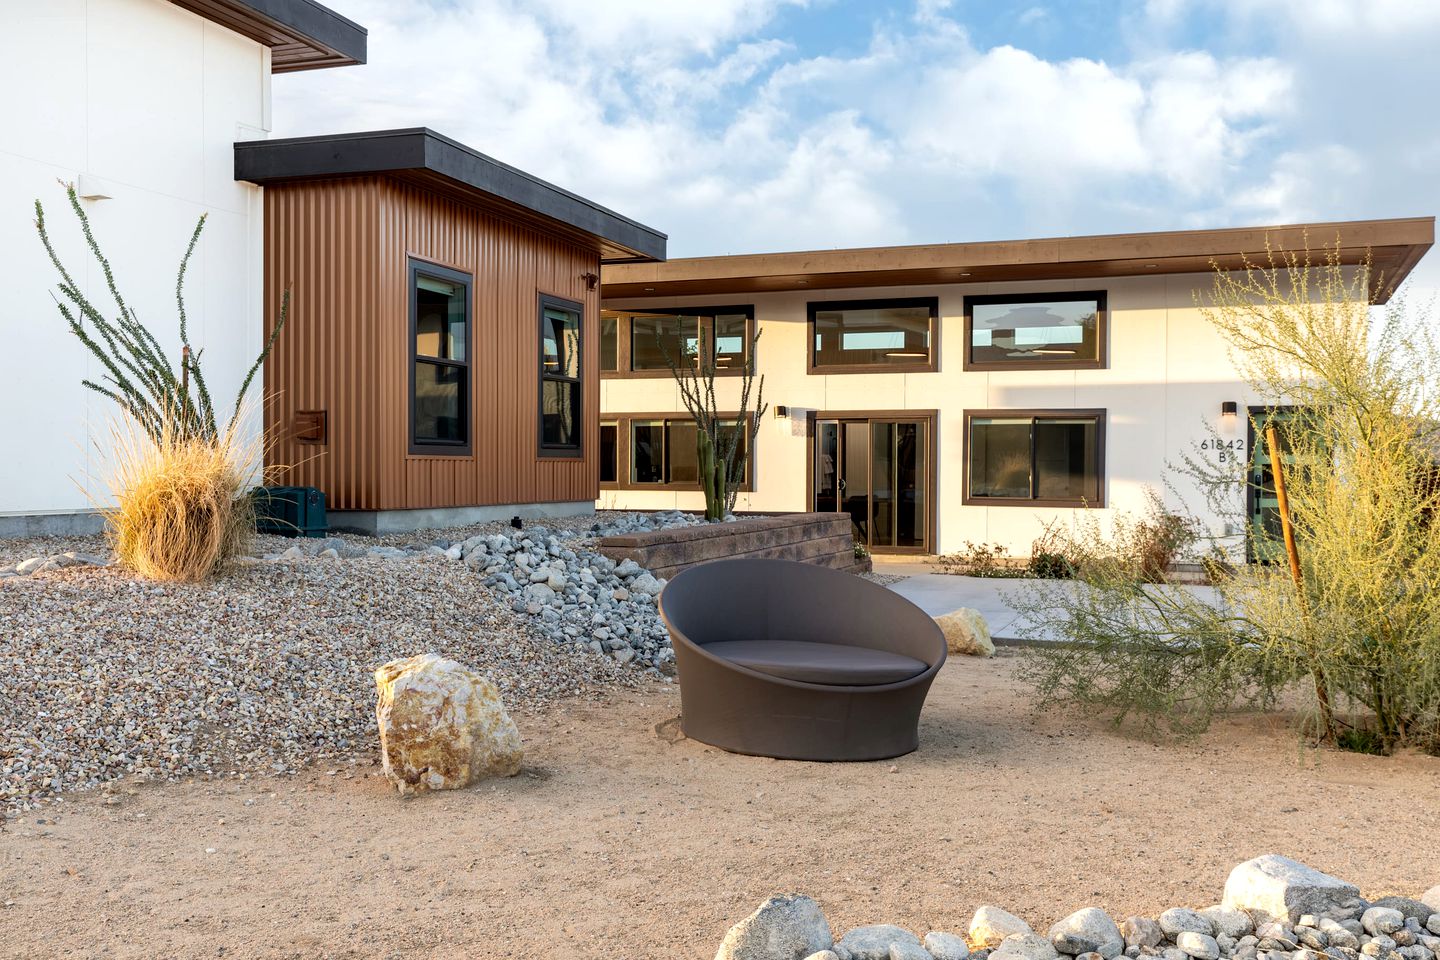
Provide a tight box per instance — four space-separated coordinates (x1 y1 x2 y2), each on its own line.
853 540 870 560
935 541 1026 578
103 413 257 582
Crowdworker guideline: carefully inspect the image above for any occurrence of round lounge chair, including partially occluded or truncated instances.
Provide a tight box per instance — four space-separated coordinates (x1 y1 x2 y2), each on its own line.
657 558 946 761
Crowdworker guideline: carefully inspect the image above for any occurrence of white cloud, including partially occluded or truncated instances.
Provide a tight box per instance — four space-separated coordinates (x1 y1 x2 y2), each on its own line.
271 0 1434 291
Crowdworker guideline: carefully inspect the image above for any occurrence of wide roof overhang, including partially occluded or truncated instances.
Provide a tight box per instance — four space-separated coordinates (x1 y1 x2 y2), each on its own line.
169 0 367 72
602 218 1433 305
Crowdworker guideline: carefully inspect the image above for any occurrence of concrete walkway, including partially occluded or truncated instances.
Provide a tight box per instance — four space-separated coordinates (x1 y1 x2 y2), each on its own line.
884 574 1043 641
882 569 1224 643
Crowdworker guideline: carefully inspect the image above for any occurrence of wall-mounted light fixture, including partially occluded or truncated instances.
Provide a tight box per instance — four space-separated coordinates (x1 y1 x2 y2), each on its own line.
1221 401 1238 418
581 271 599 291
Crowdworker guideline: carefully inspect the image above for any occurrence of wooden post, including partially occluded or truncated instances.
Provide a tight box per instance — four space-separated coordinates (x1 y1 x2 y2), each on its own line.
1265 423 1336 742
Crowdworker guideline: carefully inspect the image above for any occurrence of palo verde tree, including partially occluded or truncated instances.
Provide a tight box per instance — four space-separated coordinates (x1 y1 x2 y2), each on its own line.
34 181 289 444
658 321 767 521
1013 242 1440 754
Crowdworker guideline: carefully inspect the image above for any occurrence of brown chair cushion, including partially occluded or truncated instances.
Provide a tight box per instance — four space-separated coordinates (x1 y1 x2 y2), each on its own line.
701 640 928 686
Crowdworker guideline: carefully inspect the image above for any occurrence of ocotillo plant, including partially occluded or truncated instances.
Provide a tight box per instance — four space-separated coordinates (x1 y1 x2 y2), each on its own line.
656 320 766 521
34 181 289 444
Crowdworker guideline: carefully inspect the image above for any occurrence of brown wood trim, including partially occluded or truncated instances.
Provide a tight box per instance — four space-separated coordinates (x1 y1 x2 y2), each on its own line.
804 409 939 554
961 408 1107 508
806 297 940 375
599 305 754 379
962 290 1108 371
599 411 756 492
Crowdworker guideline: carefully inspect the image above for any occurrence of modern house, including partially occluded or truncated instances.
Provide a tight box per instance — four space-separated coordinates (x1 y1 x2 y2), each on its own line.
235 130 665 533
1 0 666 537
597 220 1435 556
0 0 367 536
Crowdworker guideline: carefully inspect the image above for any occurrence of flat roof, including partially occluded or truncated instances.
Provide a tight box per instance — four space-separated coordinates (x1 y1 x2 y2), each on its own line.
602 218 1434 305
235 128 668 263
169 0 366 72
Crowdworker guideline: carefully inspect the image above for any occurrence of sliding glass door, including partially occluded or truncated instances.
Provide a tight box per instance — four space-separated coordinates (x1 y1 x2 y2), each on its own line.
814 415 930 553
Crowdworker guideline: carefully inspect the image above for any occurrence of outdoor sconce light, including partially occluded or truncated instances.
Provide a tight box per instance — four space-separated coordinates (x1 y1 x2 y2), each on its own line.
775 405 789 419
581 271 599 291
1221 401 1238 418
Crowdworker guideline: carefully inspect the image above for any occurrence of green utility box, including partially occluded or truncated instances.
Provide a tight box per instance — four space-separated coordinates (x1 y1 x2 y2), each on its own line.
253 486 327 538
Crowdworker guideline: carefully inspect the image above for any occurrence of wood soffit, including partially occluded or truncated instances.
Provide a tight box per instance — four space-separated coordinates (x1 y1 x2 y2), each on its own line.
601 218 1435 304
169 0 366 72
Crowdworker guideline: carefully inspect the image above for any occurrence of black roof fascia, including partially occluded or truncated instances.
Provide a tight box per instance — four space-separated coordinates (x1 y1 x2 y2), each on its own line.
234 128 667 262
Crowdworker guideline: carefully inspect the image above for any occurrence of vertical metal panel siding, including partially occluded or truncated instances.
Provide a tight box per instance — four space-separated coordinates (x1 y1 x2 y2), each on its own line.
263 176 601 511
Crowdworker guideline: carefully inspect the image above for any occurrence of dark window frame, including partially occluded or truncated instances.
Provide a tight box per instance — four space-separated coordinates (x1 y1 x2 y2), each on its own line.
806 296 940 375
962 290 1108 371
408 257 473 457
599 305 756 379
538 292 585 459
598 412 757 492
962 409 1107 507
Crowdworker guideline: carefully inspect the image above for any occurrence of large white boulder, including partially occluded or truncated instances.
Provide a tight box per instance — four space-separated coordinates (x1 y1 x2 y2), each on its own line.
835 924 925 960
992 933 1061 960
970 907 1035 948
374 653 522 795
1221 855 1365 923
1049 907 1124 959
715 895 833 960
935 608 995 657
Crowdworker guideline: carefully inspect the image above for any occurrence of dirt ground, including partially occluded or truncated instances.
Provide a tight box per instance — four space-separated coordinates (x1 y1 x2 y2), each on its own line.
4 654 1438 960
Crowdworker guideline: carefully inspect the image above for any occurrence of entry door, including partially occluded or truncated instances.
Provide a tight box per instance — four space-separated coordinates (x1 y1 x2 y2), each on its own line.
814 416 929 553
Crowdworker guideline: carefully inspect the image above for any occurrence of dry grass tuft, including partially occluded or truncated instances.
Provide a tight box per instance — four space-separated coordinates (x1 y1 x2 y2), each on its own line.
101 412 258 582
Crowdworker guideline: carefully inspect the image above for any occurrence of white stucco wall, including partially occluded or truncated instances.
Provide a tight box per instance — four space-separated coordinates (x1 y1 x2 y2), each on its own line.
600 272 1259 556
0 0 269 522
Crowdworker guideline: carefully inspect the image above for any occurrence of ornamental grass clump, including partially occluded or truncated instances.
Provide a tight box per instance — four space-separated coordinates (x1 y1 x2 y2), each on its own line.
103 411 257 582
1014 243 1440 754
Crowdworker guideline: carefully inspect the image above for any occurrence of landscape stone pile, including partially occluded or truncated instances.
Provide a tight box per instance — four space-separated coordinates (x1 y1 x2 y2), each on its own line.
714 856 1440 960
257 510 717 671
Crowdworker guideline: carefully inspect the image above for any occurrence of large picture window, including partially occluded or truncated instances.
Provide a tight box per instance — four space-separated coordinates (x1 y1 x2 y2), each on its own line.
599 414 754 491
808 297 939 373
409 260 471 455
964 291 1107 370
965 410 1104 506
599 307 754 377
539 294 583 457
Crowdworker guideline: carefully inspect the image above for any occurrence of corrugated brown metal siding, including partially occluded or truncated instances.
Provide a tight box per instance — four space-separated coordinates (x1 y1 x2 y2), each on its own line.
263 176 601 511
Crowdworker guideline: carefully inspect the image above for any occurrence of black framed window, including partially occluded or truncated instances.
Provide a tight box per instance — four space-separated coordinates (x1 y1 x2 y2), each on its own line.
409 260 472 455
599 421 619 483
600 307 754 376
539 294 583 457
964 291 1107 370
809 297 938 373
964 410 1104 506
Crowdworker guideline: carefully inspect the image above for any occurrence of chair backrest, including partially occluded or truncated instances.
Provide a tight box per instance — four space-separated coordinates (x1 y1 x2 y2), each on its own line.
659 558 944 667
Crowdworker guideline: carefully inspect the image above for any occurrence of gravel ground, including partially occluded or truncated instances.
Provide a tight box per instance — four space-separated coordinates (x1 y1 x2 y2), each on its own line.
0 527 644 815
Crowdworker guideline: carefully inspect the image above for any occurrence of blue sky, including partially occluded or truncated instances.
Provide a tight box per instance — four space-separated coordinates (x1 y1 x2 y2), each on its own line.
275 0 1440 289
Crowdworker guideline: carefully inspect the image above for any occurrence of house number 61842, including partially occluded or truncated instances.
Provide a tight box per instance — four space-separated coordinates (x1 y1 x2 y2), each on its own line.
1200 438 1244 463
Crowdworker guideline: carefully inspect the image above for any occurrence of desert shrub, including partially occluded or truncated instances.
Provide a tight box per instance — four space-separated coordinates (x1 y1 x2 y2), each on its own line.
104 413 257 581
1015 246 1440 753
34 181 287 444
34 181 286 580
936 541 1027 578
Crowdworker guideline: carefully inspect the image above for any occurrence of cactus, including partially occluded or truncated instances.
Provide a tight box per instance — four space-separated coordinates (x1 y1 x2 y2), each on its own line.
697 429 723 521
